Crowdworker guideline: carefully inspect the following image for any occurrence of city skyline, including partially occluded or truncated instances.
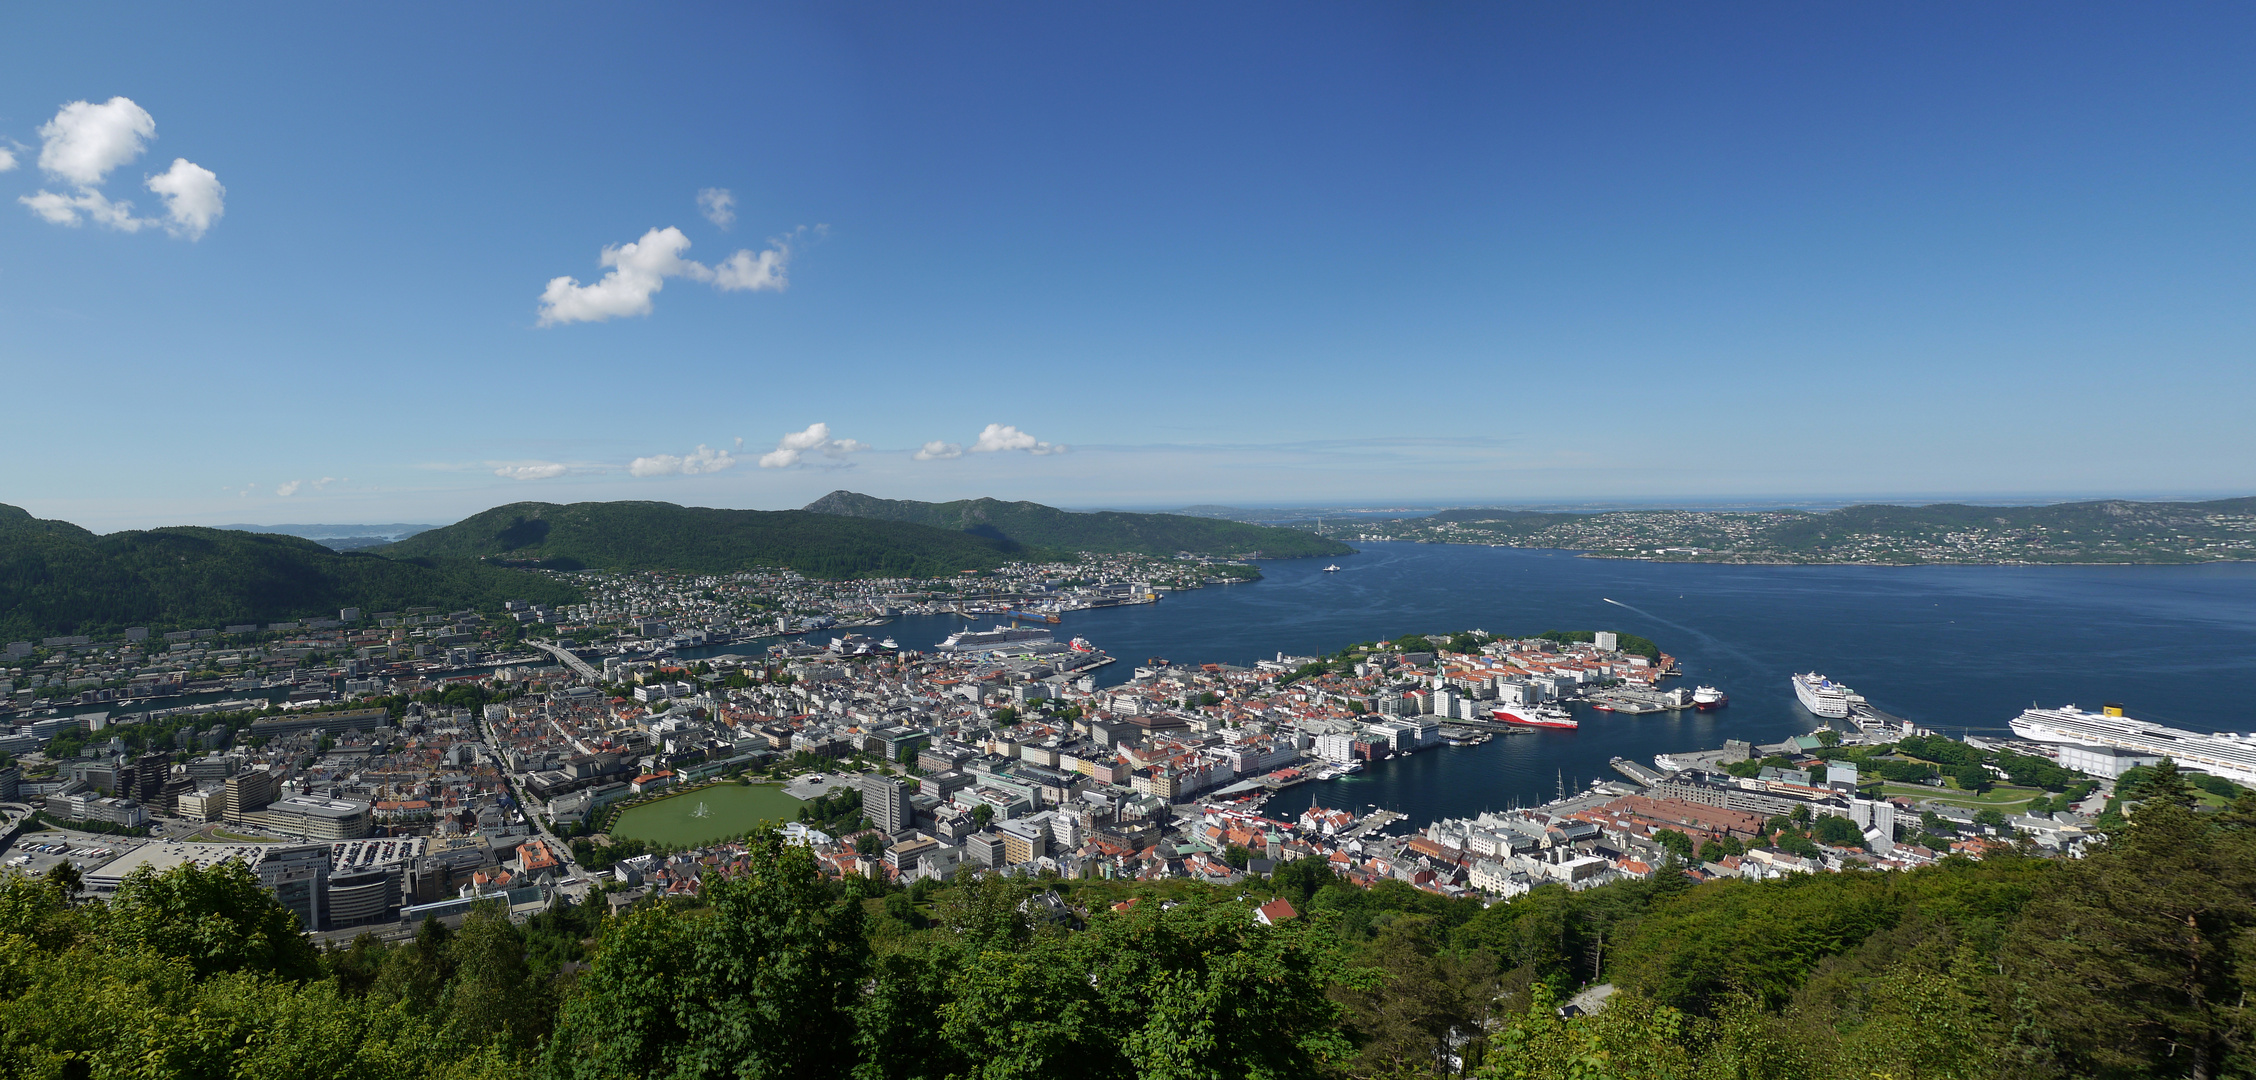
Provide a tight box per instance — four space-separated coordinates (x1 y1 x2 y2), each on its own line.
5 4 2254 530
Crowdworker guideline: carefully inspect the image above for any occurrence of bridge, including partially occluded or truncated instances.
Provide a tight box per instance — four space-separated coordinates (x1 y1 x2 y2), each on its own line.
530 641 601 682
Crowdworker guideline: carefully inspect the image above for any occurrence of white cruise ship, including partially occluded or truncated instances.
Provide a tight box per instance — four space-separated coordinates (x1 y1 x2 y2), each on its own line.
2010 703 2256 786
1791 672 1861 718
935 626 1055 653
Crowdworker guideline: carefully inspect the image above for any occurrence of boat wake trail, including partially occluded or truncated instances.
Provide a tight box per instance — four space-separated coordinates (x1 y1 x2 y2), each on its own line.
1600 597 1765 668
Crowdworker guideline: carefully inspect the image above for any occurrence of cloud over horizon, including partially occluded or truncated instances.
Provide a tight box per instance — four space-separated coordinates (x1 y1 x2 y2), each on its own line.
536 221 803 326
494 462 570 480
759 422 868 468
629 444 736 477
972 423 1065 455
17 97 224 239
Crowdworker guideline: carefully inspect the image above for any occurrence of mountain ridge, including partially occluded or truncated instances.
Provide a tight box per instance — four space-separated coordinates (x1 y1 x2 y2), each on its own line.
802 490 1352 559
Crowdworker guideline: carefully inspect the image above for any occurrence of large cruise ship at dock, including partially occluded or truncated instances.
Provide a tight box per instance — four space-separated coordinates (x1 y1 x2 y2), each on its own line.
1791 672 1861 719
935 626 1056 653
2009 704 2256 786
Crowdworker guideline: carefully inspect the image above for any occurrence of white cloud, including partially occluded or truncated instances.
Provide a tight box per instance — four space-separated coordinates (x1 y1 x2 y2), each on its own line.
537 226 797 325
495 463 569 480
538 226 704 326
698 187 735 229
712 245 788 292
913 440 964 461
145 158 225 239
759 422 868 468
276 480 302 497
19 97 223 240
37 97 154 186
0 146 15 172
629 444 736 477
19 187 148 230
971 423 1067 455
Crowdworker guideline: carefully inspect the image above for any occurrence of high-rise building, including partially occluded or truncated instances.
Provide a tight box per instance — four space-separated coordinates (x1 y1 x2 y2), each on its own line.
860 774 910 835
255 844 331 932
132 752 170 803
224 771 278 825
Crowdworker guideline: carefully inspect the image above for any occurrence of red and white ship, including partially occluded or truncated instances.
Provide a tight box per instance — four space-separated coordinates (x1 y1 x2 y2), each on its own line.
1692 685 1728 711
1494 704 1578 730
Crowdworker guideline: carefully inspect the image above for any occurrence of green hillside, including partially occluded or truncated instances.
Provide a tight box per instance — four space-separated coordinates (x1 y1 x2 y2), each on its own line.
380 501 1026 577
803 490 1353 558
0 504 579 639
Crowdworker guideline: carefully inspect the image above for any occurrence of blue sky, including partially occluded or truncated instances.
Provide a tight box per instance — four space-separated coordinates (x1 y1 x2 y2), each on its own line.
3 3 2252 530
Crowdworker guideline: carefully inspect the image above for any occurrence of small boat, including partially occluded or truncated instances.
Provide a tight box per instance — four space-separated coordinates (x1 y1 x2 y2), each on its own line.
1588 700 1617 713
1323 564 1342 572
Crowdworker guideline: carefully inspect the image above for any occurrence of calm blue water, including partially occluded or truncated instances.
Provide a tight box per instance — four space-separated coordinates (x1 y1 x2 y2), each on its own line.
803 543 2256 827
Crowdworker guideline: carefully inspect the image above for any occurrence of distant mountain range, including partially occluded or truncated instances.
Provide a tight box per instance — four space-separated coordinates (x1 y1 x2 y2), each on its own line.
0 492 1351 638
0 504 576 639
803 491 1351 559
379 501 1027 577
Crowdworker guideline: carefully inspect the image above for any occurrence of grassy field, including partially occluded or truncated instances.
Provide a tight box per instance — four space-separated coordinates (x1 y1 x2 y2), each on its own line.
1873 781 2046 811
609 783 808 847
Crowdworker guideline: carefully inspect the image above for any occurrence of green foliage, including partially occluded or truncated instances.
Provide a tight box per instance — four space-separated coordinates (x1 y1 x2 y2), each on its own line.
802 490 1353 559
1531 629 1663 661
547 829 869 1079
107 858 321 980
0 504 579 638
1897 733 1985 768
384 500 1027 579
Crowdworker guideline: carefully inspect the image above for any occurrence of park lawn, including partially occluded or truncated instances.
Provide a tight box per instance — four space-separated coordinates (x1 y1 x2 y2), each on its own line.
1874 781 2046 810
609 782 808 847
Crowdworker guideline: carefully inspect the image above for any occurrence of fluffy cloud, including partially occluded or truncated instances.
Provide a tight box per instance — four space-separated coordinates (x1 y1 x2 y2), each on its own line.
629 444 736 477
712 246 787 292
971 423 1066 455
0 146 16 172
913 440 964 461
759 423 868 468
145 158 225 239
37 97 154 186
538 226 796 325
17 97 223 239
494 463 569 480
276 480 302 497
698 187 735 229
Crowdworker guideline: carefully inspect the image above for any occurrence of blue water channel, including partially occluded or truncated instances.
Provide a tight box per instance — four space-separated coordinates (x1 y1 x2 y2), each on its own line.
869 542 2256 826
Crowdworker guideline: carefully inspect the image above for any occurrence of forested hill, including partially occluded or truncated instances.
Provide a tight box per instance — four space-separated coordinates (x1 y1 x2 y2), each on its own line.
0 504 579 639
379 501 1027 577
804 490 1353 558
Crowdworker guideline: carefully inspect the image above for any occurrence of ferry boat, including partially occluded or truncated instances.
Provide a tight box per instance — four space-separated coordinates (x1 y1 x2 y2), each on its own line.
1588 700 1617 713
1068 637 1096 653
1494 704 1578 730
1791 672 1860 719
1692 685 1728 710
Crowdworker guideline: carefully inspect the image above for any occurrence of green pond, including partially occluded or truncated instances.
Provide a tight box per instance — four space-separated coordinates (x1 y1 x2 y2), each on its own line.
607 783 809 847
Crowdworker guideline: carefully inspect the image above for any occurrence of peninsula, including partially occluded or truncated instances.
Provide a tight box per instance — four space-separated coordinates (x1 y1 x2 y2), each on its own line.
1311 496 2256 565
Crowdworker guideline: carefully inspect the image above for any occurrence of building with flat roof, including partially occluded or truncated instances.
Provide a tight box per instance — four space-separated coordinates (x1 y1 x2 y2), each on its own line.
259 794 374 841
